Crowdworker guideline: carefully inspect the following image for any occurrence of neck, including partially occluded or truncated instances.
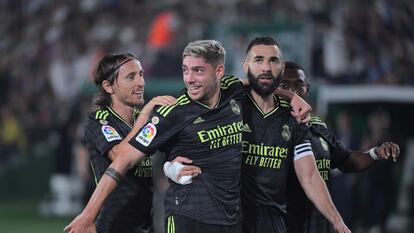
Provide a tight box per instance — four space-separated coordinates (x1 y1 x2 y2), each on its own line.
205 89 221 108
249 89 276 114
192 86 221 108
109 102 135 125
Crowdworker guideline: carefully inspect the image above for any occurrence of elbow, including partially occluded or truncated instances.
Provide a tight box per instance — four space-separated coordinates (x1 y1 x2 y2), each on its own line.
112 141 142 171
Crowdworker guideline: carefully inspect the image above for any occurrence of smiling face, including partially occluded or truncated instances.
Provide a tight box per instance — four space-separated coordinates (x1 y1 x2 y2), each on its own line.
108 59 145 107
244 44 283 96
182 56 223 107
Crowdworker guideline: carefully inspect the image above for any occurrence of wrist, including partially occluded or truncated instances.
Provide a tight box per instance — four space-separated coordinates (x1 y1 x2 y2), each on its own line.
368 147 380 160
80 209 97 223
275 89 294 100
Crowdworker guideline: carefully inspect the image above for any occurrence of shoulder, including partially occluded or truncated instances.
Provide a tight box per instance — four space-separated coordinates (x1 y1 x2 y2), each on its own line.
220 75 243 89
309 115 327 128
85 108 118 131
154 93 192 118
276 96 291 109
309 115 337 143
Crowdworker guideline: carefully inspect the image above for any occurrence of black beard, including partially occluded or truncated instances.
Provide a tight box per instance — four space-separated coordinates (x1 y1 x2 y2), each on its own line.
247 69 278 97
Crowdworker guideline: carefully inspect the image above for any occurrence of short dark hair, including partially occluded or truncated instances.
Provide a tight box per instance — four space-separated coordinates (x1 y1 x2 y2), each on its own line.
246 36 280 54
92 53 138 107
284 61 305 73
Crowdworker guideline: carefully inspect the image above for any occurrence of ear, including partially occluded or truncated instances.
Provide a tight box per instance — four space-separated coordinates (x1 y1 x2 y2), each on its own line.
243 59 248 74
281 61 285 74
306 84 311 94
216 64 225 79
102 80 114 94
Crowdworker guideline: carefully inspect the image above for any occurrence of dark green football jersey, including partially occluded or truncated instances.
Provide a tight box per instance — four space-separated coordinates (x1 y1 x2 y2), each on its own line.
129 75 245 225
240 90 313 215
85 106 153 233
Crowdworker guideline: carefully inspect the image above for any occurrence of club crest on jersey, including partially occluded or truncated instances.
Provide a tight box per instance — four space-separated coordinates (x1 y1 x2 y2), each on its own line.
319 137 329 151
151 116 159 125
230 99 240 115
101 125 121 142
282 124 291 141
135 123 157 146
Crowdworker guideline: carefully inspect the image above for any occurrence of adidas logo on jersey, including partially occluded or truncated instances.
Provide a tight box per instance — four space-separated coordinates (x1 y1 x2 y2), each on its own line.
243 123 252 132
193 117 205 124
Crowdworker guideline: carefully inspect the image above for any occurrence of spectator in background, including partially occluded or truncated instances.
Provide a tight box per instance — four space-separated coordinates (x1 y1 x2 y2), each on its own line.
0 104 27 164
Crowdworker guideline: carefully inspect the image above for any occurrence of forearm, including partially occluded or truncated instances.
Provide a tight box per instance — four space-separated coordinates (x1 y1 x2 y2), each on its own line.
81 173 118 221
339 151 376 172
84 141 144 218
300 173 343 225
274 88 295 100
81 159 127 219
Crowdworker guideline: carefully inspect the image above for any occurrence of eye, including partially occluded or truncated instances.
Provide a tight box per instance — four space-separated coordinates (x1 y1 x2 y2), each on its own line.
195 68 203 73
182 67 188 74
254 58 262 63
279 82 289 88
296 83 306 88
270 58 280 64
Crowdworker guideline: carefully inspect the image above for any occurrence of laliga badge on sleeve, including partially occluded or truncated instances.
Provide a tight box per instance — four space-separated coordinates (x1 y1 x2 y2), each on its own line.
136 123 157 147
101 125 122 142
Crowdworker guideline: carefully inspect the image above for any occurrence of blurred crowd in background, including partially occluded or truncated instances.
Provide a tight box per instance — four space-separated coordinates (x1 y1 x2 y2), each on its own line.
0 0 413 233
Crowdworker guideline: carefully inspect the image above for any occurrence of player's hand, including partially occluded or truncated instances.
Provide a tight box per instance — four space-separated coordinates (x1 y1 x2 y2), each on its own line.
140 95 176 117
333 220 351 233
63 213 96 233
173 156 202 180
290 95 312 123
375 142 400 162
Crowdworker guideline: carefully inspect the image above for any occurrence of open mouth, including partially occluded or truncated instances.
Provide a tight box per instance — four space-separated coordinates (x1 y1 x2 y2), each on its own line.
132 90 143 97
188 85 201 92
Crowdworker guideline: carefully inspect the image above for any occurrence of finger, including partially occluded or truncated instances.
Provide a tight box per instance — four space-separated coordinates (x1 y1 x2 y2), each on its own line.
385 142 393 159
181 165 199 171
298 106 310 117
291 106 300 118
376 145 388 160
290 111 301 123
192 169 202 176
301 114 311 124
159 95 176 102
180 167 201 176
396 144 400 156
390 143 398 162
158 96 176 104
173 156 193 164
63 225 71 232
154 99 172 106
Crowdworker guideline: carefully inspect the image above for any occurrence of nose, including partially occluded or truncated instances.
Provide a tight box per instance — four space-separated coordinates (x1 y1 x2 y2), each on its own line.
262 62 271 72
136 75 145 88
184 71 195 83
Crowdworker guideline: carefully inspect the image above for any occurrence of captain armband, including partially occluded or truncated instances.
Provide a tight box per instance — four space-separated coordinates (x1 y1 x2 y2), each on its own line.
368 147 380 160
104 167 123 183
